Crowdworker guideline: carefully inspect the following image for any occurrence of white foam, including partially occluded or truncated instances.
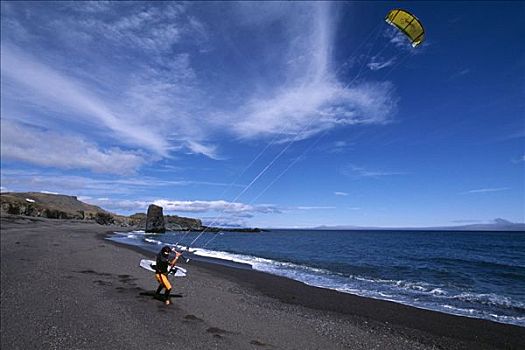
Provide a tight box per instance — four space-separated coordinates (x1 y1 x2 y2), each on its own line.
107 232 525 327
453 292 525 309
144 238 162 245
113 230 146 236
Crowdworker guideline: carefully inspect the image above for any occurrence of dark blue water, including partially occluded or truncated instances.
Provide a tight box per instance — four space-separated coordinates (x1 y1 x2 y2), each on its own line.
109 229 525 326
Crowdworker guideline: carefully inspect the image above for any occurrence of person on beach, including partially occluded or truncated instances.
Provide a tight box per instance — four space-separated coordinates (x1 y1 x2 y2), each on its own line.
155 245 182 305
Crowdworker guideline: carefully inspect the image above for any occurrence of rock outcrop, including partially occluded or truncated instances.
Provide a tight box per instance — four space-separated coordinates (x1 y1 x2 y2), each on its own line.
1 192 261 231
145 204 165 233
165 215 203 231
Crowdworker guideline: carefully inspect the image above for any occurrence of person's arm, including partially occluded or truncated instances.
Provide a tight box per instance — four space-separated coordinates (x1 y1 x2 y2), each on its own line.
169 251 182 267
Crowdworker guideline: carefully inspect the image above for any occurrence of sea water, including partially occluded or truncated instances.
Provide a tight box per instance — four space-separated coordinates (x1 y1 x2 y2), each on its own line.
108 229 525 327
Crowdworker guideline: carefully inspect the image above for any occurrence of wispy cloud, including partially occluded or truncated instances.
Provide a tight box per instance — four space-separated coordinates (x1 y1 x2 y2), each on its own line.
228 3 398 141
448 68 471 80
233 81 397 141
343 164 406 178
325 140 353 154
1 2 402 190
154 199 280 215
1 3 216 161
1 120 147 175
1 45 170 155
511 154 525 163
367 56 395 71
463 187 510 194
295 206 336 210
185 141 222 160
82 197 280 217
0 170 244 197
334 191 348 196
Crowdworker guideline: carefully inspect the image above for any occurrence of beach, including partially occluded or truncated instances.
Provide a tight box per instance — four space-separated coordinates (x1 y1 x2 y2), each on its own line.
1 216 523 349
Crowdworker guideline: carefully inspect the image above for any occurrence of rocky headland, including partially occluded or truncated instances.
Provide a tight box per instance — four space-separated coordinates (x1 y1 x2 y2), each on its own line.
0 192 260 232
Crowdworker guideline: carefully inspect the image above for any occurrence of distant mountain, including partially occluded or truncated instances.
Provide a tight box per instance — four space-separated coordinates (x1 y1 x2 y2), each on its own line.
313 218 525 231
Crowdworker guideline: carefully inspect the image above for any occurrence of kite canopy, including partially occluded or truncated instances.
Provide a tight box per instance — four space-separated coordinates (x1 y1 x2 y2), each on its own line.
385 9 425 47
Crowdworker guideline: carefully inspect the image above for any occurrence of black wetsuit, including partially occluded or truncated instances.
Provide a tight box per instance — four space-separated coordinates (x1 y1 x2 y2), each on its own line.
155 251 172 300
155 252 170 274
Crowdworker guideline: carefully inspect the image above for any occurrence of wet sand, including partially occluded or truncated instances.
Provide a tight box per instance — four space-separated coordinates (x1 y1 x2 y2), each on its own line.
1 216 523 349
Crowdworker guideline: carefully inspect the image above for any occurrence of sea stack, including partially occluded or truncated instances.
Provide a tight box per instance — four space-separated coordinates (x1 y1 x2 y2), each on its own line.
145 204 165 233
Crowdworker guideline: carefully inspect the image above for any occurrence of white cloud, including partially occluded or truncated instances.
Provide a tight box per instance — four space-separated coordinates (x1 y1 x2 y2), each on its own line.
0 170 243 199
153 199 280 215
385 27 413 50
0 4 219 160
0 186 8 193
343 164 406 178
1 120 147 174
1 2 400 171
185 141 222 160
322 140 353 154
226 3 397 141
334 191 348 196
40 191 60 195
233 81 397 140
1 46 172 155
463 187 510 194
83 198 149 212
200 216 248 228
295 206 336 210
367 56 395 71
74 197 280 217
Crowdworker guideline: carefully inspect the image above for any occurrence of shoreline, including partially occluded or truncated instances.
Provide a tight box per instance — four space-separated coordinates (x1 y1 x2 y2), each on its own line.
108 229 524 328
104 230 525 349
2 216 524 349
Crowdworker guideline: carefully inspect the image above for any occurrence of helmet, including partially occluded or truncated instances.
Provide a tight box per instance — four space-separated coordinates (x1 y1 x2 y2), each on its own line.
161 246 171 256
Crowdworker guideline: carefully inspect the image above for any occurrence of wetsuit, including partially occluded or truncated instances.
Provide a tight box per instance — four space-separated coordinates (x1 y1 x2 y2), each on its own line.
155 252 172 301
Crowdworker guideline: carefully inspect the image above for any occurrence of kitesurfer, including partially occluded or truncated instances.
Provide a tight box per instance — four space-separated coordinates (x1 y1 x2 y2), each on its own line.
155 245 182 305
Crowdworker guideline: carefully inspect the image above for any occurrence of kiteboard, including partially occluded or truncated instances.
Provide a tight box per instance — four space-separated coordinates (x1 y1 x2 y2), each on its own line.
139 259 187 277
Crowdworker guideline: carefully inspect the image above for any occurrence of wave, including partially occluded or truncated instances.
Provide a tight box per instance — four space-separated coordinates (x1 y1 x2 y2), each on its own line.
453 292 525 311
107 234 525 327
144 238 162 245
190 247 525 326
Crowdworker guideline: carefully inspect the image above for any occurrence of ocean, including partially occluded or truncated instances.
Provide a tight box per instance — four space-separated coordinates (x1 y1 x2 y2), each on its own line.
108 229 525 327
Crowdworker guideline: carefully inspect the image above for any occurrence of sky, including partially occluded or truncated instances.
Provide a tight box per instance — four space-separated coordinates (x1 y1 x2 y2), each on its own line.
1 1 524 228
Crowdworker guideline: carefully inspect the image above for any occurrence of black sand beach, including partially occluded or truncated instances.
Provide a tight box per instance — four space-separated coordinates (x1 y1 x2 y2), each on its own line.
1 216 524 349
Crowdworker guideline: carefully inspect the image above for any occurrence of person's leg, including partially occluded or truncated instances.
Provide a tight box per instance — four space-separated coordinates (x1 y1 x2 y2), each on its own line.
155 284 163 295
159 274 172 305
155 274 165 297
164 287 172 304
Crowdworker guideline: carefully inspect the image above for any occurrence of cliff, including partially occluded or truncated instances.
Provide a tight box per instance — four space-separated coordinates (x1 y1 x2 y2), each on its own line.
0 192 204 230
0 192 112 223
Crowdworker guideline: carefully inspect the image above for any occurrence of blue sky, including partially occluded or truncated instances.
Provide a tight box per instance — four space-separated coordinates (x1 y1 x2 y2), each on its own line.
1 1 524 228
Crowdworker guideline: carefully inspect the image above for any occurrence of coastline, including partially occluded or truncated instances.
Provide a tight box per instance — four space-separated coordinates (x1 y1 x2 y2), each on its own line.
2 216 523 349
